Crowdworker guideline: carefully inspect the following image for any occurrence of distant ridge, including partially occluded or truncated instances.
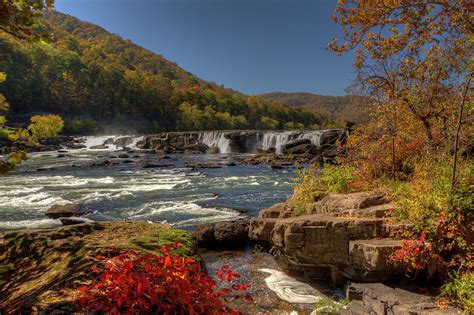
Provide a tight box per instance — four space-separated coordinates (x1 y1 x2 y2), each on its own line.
259 92 370 125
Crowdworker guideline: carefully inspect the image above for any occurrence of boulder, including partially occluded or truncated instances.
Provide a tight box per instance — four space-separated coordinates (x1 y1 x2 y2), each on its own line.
46 204 84 219
193 219 249 248
118 153 130 158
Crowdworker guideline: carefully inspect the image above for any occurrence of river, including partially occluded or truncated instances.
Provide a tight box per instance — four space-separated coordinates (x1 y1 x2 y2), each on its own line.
0 135 296 230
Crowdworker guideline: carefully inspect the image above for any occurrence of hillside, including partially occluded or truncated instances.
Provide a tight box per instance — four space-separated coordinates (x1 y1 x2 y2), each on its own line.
0 12 321 134
259 92 371 126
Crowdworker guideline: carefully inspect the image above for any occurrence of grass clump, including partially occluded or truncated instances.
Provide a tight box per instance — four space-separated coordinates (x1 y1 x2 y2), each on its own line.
313 297 350 314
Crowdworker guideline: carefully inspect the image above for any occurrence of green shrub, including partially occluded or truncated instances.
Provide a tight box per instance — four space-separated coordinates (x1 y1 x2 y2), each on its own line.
290 164 356 216
441 271 474 312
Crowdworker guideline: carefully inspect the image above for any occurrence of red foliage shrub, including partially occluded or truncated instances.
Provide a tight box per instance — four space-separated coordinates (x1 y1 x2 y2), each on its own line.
77 242 251 314
391 230 445 279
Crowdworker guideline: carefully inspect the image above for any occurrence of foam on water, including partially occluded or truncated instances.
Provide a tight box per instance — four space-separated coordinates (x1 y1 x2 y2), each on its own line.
259 269 323 304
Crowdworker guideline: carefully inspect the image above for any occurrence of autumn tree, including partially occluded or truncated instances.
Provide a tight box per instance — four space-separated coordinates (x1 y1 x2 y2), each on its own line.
329 0 473 179
28 114 64 141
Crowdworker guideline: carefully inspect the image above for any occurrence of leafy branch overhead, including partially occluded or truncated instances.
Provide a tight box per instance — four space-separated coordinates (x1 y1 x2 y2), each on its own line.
0 0 55 41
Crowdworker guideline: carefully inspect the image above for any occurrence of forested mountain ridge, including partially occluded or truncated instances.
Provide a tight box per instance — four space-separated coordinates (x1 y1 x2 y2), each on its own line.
0 12 322 134
259 92 370 126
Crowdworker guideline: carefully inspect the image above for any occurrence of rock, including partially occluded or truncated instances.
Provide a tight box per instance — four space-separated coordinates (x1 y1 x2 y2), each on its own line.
89 145 109 150
344 283 461 315
122 159 134 164
118 153 130 158
56 154 69 158
193 219 249 248
57 150 69 153
282 139 311 153
206 146 220 154
46 204 84 219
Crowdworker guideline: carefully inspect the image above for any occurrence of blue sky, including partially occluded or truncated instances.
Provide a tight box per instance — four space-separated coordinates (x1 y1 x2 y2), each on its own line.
55 0 356 96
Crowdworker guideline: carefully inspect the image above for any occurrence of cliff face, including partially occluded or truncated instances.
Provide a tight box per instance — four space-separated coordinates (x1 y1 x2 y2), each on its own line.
249 192 409 286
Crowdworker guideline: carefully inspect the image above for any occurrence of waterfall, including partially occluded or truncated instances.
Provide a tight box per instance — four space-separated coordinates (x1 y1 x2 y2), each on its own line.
81 135 145 150
199 132 231 153
260 130 324 154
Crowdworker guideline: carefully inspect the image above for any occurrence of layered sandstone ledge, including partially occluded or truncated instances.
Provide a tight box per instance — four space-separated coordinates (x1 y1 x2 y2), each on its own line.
249 192 409 285
249 192 462 314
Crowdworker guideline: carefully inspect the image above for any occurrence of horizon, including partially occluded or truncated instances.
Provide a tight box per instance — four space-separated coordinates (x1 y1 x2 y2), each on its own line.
54 0 356 97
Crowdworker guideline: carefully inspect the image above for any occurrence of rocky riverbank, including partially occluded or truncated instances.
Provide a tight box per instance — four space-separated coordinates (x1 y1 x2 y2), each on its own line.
248 192 461 314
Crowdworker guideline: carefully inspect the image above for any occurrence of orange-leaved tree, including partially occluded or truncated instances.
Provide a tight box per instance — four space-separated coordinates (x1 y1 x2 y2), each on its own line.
328 0 472 182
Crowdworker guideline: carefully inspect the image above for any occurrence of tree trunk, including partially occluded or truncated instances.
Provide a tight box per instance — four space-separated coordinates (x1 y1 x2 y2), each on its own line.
451 77 472 191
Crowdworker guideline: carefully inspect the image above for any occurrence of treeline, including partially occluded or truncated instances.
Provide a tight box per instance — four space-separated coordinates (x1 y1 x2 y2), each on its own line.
0 12 323 134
